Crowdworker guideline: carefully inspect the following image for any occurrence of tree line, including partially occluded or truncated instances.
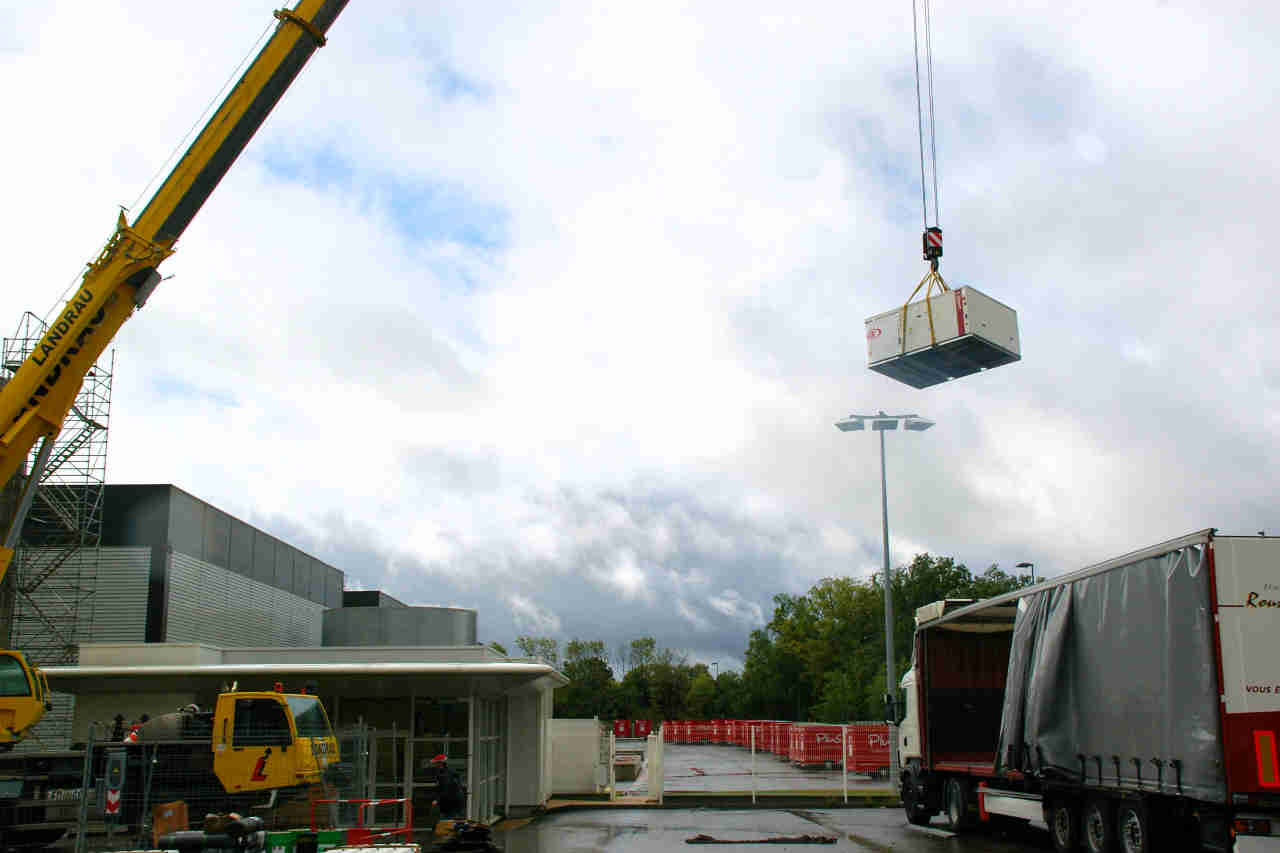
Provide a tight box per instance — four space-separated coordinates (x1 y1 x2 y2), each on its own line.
507 554 1030 723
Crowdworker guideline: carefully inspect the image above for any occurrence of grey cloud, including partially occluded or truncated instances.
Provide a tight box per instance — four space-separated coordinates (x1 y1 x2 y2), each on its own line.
256 481 842 666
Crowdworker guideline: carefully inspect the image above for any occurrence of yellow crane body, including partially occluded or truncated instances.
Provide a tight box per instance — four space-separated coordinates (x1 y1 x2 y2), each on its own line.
0 0 350 745
0 0 349 585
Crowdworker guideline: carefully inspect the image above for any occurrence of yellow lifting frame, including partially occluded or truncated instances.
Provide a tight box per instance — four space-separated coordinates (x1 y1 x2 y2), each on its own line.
898 268 951 355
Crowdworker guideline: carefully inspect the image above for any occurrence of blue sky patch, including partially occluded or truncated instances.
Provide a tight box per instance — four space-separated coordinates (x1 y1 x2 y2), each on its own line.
259 143 508 253
150 375 238 409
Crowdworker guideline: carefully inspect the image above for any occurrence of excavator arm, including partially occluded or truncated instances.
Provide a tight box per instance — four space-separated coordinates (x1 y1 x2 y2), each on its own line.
0 0 350 583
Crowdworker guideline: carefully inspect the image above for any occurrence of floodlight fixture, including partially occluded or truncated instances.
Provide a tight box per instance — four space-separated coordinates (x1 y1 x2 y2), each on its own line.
834 408 935 788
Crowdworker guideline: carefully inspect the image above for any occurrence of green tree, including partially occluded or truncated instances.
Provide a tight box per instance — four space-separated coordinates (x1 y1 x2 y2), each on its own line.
515 636 559 667
648 648 691 720
565 638 607 664
739 553 1031 724
556 654 617 718
685 672 716 718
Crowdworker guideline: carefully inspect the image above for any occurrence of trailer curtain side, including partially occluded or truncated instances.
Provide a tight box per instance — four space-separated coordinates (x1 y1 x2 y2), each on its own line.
995 544 1224 801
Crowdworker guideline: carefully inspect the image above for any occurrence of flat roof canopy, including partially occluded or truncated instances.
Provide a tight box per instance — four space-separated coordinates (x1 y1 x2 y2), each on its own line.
46 644 568 699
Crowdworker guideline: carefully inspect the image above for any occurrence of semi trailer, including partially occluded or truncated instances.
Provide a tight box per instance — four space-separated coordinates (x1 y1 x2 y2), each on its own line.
899 529 1280 852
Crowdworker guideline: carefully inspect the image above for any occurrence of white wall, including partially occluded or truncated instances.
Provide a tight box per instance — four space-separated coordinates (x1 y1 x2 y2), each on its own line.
505 691 552 815
550 718 603 794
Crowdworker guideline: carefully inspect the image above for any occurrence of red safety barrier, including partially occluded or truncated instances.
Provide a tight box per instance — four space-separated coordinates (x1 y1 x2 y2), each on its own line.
790 724 844 766
773 722 794 756
634 719 653 738
311 798 412 845
613 719 633 738
846 723 891 776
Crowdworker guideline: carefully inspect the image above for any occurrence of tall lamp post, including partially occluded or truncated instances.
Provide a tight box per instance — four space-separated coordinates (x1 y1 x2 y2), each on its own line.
836 410 935 787
1016 561 1036 585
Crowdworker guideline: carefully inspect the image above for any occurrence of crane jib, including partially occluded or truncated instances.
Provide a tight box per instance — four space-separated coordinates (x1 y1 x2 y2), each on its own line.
138 0 353 246
28 289 96 367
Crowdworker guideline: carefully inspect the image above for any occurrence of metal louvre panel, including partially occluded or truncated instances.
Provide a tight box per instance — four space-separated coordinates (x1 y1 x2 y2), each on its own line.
15 546 149 646
165 551 323 646
88 547 152 642
11 547 148 750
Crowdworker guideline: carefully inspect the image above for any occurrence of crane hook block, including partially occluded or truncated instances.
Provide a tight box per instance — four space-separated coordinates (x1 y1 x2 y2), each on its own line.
922 227 943 262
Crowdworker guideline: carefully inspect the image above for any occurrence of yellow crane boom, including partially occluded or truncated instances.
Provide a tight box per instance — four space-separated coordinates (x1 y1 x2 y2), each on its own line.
0 0 350 583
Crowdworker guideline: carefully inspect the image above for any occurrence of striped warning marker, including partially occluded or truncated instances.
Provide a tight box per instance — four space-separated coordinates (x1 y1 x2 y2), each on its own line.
105 788 121 815
926 230 943 250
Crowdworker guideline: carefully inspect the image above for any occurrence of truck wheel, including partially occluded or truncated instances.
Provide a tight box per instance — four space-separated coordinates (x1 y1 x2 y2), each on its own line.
1082 798 1115 853
902 767 934 826
943 777 973 831
1116 802 1150 853
1049 800 1080 852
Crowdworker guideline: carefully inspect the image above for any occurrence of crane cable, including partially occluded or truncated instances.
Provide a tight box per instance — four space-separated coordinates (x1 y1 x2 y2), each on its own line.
900 0 948 354
911 0 940 231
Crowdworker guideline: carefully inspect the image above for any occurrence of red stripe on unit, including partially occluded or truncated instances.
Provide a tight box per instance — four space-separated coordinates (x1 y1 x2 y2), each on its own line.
955 291 966 335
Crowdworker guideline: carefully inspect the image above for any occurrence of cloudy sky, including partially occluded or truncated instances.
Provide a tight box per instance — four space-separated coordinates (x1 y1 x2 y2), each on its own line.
3 0 1276 670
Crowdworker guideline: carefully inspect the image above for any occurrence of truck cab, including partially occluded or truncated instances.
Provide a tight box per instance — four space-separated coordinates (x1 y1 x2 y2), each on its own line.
212 689 339 793
0 651 51 749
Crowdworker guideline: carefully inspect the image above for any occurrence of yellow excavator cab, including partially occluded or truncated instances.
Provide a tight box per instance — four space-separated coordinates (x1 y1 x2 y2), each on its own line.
0 651 52 749
211 689 339 793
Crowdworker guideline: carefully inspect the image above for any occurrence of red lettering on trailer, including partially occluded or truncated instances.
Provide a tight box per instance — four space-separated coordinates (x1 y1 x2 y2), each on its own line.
867 328 882 339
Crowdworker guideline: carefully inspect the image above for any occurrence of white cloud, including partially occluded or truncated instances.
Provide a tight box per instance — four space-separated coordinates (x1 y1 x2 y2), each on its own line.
507 594 562 636
4 0 1279 665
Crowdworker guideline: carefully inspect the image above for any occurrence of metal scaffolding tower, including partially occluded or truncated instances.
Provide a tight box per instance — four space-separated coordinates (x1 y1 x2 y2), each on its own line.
1 311 112 666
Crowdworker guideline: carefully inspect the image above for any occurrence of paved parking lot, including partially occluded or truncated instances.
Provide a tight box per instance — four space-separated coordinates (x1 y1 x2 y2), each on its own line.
497 807 1052 852
618 743 892 795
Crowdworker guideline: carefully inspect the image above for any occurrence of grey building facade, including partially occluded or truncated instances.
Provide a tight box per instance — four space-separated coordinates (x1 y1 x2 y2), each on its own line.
37 484 566 821
95 485 341 646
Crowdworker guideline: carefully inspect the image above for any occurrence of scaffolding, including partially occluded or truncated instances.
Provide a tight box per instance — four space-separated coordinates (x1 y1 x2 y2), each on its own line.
1 311 112 670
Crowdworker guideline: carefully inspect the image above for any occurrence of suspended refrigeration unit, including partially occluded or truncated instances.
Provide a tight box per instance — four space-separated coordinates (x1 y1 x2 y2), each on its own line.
867 0 1026 390
865 270 1020 389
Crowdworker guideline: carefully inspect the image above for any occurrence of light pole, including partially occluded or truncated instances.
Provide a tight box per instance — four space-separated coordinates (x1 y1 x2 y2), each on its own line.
712 661 719 679
836 410 934 786
1016 561 1035 585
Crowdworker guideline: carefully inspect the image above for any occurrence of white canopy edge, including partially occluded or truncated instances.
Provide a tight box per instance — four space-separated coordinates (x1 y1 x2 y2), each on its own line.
45 661 568 685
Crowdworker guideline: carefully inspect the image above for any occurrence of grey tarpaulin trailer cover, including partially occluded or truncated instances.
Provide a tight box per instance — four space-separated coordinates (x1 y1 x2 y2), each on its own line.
898 529 1280 852
994 542 1223 800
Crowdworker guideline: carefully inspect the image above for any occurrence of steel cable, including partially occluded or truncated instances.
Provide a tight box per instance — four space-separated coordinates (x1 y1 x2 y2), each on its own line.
910 0 941 230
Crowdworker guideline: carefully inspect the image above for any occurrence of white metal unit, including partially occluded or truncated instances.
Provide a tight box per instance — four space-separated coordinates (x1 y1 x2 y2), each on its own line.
865 286 1020 388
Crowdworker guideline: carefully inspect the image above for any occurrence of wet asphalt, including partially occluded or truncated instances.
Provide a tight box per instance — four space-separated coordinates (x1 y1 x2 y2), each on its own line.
494 743 1051 852
496 807 1053 852
618 743 892 795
